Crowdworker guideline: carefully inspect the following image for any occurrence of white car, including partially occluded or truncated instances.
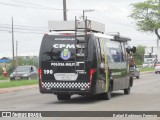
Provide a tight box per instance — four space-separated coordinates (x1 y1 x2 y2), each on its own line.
142 61 154 68
133 65 140 79
155 64 160 74
130 64 140 79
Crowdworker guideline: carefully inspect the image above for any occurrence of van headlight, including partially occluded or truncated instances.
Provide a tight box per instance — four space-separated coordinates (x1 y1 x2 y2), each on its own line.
23 74 29 77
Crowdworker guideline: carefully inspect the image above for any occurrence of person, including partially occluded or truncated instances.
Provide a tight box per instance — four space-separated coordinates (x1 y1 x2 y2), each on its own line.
2 66 7 77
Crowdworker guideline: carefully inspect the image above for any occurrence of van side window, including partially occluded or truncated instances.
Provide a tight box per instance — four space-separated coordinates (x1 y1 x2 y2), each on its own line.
104 39 114 63
121 42 128 61
99 38 105 63
114 43 122 62
106 40 123 62
96 38 102 62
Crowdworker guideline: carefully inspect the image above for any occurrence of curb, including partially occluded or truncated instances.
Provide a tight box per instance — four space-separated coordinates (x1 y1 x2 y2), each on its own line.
141 71 154 74
0 84 38 94
0 80 10 83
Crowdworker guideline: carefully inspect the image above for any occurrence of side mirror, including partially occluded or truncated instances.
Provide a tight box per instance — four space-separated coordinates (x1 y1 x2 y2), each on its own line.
135 65 138 68
126 47 131 54
131 46 136 53
126 46 136 54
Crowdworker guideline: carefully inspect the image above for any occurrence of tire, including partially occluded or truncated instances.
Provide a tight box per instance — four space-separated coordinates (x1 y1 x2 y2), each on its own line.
136 76 139 79
124 83 131 94
102 84 111 100
28 76 31 80
57 94 71 100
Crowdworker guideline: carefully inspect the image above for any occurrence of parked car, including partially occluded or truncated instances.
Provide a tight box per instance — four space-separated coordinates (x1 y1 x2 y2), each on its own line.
155 62 160 74
10 66 38 80
133 64 140 79
142 61 154 68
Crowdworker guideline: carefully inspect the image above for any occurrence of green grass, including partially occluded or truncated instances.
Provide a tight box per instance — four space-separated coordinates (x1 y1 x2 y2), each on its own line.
0 76 9 80
0 79 38 88
140 67 155 72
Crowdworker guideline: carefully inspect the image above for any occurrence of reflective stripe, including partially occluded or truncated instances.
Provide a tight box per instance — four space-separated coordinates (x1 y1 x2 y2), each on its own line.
42 82 90 89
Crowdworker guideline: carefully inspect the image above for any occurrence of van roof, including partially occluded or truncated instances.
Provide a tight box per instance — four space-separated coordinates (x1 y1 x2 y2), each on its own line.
46 31 131 42
46 31 114 38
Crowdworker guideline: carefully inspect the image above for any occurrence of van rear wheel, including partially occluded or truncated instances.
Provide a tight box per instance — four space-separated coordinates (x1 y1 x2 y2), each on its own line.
102 85 111 100
57 94 71 100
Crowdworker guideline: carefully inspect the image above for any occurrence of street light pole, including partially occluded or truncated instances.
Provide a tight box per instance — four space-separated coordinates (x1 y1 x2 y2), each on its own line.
82 9 94 20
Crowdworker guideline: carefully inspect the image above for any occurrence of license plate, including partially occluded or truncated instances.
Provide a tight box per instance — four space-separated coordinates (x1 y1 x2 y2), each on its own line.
15 77 20 80
58 74 72 80
54 73 78 81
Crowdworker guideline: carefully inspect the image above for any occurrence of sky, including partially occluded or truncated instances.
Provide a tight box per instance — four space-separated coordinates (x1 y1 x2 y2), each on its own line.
0 0 158 58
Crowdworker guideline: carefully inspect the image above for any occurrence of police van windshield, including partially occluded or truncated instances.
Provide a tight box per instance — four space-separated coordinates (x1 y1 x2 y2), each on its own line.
40 35 76 61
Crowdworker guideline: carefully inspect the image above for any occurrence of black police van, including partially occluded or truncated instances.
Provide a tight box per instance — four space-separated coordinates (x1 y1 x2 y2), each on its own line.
39 19 136 100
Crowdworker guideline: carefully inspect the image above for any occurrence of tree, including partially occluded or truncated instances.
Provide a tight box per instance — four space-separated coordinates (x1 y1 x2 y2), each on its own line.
130 0 160 43
133 46 145 65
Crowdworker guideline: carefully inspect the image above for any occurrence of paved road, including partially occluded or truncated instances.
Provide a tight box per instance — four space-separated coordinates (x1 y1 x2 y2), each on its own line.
0 72 160 120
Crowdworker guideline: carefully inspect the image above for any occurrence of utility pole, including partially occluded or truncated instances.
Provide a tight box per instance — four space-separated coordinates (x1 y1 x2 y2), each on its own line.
12 17 15 60
83 9 94 20
16 41 18 64
15 40 18 79
63 0 67 21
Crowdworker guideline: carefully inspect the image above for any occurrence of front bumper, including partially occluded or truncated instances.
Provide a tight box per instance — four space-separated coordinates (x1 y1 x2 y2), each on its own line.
10 76 29 80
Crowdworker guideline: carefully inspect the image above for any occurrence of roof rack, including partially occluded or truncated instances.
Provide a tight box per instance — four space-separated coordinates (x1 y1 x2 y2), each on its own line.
48 20 105 33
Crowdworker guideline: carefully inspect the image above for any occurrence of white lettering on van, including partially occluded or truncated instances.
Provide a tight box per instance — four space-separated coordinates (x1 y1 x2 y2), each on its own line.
51 63 65 66
53 44 59 48
53 44 75 49
44 70 53 74
51 62 78 66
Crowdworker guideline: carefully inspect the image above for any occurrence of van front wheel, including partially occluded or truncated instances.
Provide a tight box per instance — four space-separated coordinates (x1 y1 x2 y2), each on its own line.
57 94 71 100
124 84 131 94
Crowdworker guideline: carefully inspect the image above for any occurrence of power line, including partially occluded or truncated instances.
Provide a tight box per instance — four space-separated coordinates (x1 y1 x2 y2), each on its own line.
0 1 63 11
0 1 82 11
0 23 48 33
0 29 44 34
0 23 47 29
0 26 47 32
8 0 54 8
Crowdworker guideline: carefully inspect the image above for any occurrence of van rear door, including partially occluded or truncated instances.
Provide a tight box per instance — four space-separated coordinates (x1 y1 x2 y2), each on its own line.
39 34 78 81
